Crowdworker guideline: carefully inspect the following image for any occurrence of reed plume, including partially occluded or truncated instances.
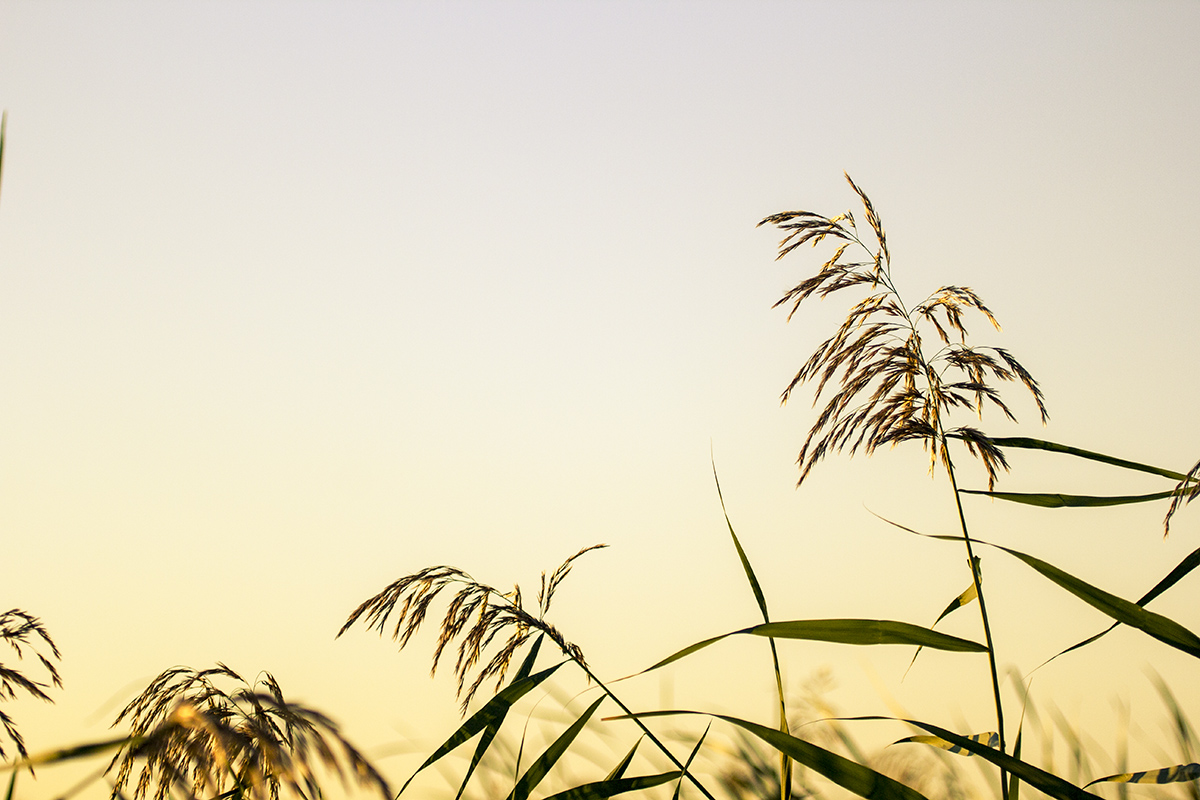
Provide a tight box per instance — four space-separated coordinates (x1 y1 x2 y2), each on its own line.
0 609 61 759
338 544 605 714
759 173 1047 489
108 664 387 800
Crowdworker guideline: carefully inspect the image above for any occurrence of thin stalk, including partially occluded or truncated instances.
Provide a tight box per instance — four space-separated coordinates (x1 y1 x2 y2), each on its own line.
769 641 792 800
945 458 1007 799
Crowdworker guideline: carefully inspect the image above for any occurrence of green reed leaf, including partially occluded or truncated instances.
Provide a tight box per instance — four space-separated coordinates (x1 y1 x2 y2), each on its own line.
1037 546 1200 668
400 655 564 795
989 438 1193 483
959 490 1177 508
895 731 998 755
605 739 640 781
643 620 986 673
507 696 606 800
835 717 1099 800
541 772 682 800
905 565 979 678
673 723 710 800
450 636 547 800
615 710 928 800
993 546 1200 659
0 736 131 771
1085 763 1200 787
1008 721 1024 800
713 461 771 621
712 457 792 799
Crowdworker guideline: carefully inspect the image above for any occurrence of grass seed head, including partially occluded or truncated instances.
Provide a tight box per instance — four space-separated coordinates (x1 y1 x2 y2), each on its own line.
761 174 1046 489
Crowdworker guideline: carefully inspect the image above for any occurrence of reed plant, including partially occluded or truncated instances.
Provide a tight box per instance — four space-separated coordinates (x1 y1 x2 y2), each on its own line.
335 174 1200 800
4 124 1200 800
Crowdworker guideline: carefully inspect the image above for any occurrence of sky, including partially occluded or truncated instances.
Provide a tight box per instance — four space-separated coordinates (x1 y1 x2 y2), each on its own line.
2 1 1200 797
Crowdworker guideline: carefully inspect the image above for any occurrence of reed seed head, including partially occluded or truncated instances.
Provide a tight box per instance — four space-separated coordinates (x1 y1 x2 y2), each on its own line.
107 663 388 800
339 545 606 714
0 609 61 760
759 174 1047 489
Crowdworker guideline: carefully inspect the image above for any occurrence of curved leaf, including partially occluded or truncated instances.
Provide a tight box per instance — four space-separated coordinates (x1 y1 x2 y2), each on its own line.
751 620 987 650
541 772 682 800
643 619 985 674
1037 546 1200 669
834 716 1099 800
993 545 1200 659
959 490 1176 508
906 563 980 677
617 710 929 800
866 513 1200 660
987 438 1194 482
1085 763 1200 787
713 458 793 796
895 732 998 755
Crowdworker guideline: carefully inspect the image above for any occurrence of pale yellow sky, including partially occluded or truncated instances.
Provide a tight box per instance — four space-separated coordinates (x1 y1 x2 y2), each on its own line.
2 2 1199 798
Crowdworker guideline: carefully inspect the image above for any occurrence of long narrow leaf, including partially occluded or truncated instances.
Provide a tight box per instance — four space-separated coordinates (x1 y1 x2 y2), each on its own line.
713 460 771 620
1008 721 1024 800
616 710 928 800
992 546 1200 659
673 723 710 800
1085 764 1200 787
960 490 1177 508
507 696 606 800
399 658 565 795
988 438 1194 483
0 736 131 771
644 619 985 673
1037 546 1200 668
541 772 682 800
895 732 998 755
453 636 547 800
832 716 1099 800
867 514 1200 660
605 739 641 782
905 563 979 677
713 457 792 799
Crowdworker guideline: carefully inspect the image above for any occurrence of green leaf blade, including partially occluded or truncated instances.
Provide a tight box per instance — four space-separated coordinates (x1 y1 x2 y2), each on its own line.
507 696 606 800
960 490 1176 508
541 772 683 800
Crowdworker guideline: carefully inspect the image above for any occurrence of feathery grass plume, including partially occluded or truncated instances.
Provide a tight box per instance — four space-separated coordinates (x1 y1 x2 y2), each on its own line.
339 545 606 714
759 173 1047 489
107 664 388 800
0 609 62 760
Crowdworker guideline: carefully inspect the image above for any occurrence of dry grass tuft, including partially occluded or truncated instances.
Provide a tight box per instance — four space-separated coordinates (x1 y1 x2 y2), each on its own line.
0 608 61 759
108 664 388 800
759 173 1047 489
339 544 606 713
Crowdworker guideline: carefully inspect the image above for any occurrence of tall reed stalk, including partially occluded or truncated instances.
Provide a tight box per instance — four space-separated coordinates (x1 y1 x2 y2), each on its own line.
758 173 1048 797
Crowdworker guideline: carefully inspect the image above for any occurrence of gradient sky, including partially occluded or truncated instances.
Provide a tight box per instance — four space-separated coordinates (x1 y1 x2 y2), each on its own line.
2 2 1200 797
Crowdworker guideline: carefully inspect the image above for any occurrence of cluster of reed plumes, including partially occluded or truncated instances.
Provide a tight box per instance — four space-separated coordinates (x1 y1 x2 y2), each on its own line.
107 665 388 800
